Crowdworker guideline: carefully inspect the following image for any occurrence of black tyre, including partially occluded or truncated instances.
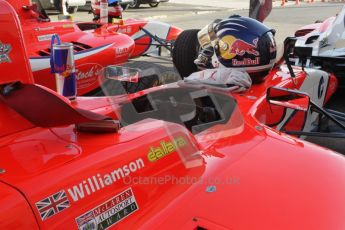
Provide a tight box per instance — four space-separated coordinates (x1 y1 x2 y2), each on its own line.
129 0 140 8
53 0 62 11
53 0 78 13
149 2 160 7
67 6 78 14
98 74 159 96
172 29 200 78
121 4 129 10
123 74 159 94
99 61 162 96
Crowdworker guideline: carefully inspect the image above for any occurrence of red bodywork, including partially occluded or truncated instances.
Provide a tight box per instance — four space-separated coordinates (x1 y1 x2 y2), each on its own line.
1 1 345 229
9 0 181 95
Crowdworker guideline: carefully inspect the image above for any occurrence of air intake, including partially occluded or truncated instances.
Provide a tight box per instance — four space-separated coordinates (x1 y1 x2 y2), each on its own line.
37 42 92 56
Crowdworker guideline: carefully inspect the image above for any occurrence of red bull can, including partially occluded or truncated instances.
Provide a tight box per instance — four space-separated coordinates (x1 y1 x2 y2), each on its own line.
51 41 77 100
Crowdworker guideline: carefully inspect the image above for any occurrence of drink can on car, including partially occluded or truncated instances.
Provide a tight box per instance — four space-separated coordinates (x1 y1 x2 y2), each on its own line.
51 42 77 100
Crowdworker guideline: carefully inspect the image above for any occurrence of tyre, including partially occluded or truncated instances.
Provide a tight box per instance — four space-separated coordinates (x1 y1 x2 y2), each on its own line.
53 0 78 14
100 74 159 95
172 29 200 78
121 4 129 10
99 61 162 96
67 6 78 14
149 2 160 7
129 0 140 8
53 0 62 11
123 74 159 94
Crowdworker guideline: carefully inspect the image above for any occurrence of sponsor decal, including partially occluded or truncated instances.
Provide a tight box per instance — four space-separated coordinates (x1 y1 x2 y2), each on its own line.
232 57 260 66
75 188 139 230
34 26 55 31
75 63 103 89
219 35 259 60
62 24 74 28
228 38 259 56
35 190 71 221
67 158 145 202
35 158 144 221
147 137 187 162
59 64 74 77
115 47 130 57
37 34 55 42
0 41 11 63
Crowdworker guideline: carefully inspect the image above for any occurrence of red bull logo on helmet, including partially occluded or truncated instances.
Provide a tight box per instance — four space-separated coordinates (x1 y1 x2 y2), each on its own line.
218 35 259 60
229 38 259 56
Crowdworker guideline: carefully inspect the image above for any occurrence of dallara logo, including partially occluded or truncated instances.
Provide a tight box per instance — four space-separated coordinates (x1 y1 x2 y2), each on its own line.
147 137 187 162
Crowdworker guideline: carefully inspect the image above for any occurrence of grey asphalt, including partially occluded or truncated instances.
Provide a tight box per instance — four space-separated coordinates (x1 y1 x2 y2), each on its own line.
63 2 344 45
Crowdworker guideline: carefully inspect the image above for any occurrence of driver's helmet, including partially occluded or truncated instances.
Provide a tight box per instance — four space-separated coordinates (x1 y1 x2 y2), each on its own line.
91 0 122 21
196 15 277 83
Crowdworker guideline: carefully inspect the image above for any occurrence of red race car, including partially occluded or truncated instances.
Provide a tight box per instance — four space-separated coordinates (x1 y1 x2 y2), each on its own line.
1 1 345 229
9 0 181 95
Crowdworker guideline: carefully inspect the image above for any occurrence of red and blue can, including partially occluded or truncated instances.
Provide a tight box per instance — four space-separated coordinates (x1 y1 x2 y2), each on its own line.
50 35 77 100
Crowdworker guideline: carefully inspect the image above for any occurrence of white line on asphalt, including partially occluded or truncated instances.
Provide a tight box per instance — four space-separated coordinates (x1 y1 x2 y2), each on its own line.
195 11 217 15
144 15 168 20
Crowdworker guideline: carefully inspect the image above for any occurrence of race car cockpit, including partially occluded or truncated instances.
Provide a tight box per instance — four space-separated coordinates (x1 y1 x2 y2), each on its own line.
119 85 238 134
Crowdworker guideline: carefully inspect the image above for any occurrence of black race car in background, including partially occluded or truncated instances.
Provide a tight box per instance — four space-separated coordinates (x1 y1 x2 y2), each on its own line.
127 0 169 8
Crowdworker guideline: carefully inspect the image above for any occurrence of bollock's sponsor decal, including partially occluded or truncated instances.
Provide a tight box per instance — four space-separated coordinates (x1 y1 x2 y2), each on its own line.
147 137 187 162
75 188 139 230
35 190 71 221
75 63 103 89
67 158 145 202
0 41 11 63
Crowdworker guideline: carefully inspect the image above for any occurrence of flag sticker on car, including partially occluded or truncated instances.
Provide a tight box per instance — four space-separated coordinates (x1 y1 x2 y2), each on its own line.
75 187 139 230
0 41 11 63
35 190 71 221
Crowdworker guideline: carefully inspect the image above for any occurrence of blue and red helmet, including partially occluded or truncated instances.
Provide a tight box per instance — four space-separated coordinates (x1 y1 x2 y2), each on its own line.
198 15 277 83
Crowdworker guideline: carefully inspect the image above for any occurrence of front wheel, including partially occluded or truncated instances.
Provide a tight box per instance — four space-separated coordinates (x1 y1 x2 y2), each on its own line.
172 29 200 78
53 0 62 11
121 4 129 10
129 0 141 8
67 6 78 14
149 2 160 7
53 0 78 13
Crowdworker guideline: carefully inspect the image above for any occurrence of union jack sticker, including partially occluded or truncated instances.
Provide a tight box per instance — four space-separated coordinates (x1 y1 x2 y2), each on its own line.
35 190 71 221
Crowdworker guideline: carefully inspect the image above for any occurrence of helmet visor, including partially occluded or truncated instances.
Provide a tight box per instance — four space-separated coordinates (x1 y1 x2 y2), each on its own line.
197 24 212 49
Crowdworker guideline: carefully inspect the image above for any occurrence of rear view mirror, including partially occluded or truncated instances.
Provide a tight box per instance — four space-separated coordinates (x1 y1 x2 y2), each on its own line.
267 87 310 112
104 66 140 83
